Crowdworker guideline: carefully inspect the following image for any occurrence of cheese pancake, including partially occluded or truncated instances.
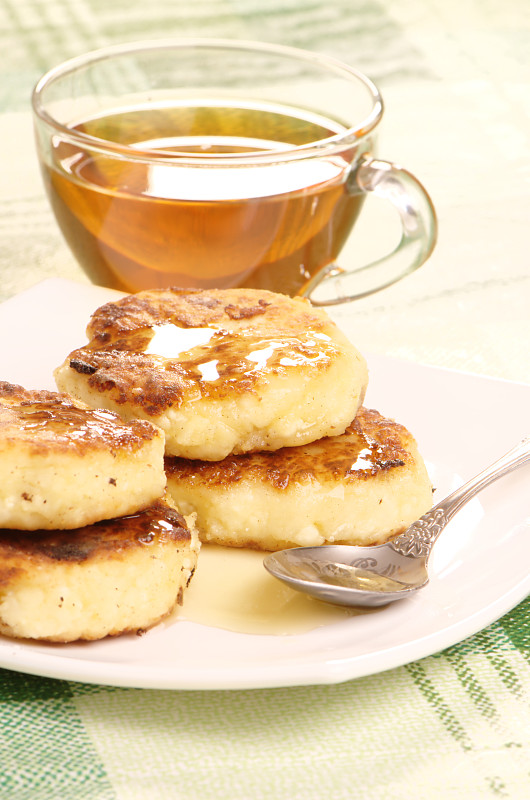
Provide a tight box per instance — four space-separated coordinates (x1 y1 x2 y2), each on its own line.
165 407 433 551
0 496 199 642
54 288 368 460
0 382 165 530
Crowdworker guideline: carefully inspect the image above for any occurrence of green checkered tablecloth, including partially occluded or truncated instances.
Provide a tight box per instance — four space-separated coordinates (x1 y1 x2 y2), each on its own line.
0 1 529 798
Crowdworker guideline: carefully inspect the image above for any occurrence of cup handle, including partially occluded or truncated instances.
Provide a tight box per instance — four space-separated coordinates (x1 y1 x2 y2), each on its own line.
305 154 437 305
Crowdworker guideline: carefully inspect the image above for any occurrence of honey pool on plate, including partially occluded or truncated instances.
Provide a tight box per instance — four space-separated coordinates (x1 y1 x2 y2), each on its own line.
43 102 364 296
177 544 364 636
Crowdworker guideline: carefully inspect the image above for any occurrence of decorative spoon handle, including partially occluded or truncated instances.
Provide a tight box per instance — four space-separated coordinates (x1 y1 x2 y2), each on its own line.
390 436 530 559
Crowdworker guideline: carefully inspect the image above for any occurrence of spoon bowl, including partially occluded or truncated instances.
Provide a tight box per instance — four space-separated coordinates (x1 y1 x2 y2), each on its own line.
264 436 530 607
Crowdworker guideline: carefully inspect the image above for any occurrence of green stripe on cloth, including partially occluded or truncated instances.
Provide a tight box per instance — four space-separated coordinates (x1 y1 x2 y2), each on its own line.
444 649 498 721
498 596 530 661
0 671 116 800
405 660 474 750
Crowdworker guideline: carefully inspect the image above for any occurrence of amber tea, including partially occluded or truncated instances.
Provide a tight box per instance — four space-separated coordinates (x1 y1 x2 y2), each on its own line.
42 102 364 295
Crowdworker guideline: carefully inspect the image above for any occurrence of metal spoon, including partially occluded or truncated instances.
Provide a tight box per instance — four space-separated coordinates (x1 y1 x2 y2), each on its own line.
263 436 530 607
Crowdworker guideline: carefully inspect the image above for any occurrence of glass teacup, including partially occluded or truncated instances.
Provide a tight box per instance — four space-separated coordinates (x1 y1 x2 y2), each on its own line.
32 38 436 304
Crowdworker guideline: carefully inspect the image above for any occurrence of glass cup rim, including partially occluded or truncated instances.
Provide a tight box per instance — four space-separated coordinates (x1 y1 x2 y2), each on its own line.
31 37 384 167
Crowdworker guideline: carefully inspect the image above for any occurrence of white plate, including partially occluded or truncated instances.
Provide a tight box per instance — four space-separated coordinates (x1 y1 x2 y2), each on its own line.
0 278 528 690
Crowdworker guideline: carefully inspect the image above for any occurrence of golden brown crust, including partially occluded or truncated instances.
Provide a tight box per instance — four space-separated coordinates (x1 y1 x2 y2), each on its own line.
0 497 190 583
164 405 432 551
165 407 412 489
0 381 160 454
61 288 342 413
85 288 275 335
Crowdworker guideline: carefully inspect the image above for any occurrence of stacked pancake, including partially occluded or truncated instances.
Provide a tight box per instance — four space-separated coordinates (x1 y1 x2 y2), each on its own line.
0 382 199 642
55 287 433 554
